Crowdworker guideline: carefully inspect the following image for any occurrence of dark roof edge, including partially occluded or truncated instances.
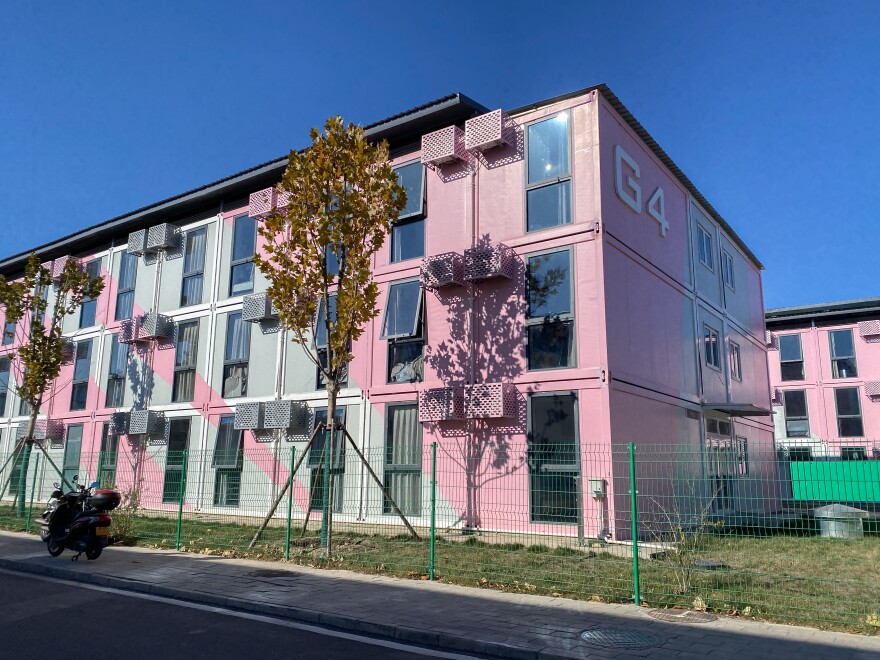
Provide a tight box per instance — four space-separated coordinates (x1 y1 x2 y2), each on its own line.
766 297 880 323
510 83 763 270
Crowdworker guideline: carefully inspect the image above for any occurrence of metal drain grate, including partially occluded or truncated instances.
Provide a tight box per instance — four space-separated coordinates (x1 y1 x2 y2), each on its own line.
580 628 659 649
648 608 718 624
247 570 298 579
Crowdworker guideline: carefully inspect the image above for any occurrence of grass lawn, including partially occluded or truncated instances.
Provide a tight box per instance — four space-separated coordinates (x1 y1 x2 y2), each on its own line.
2 504 877 634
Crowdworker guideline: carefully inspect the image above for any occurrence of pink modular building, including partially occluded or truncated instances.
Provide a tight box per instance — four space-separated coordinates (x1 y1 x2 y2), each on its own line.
0 84 775 541
767 298 880 459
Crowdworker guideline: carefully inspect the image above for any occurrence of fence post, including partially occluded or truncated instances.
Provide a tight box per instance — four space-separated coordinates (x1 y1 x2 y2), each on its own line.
26 453 40 533
320 428 331 550
429 441 437 581
285 447 296 561
175 450 189 551
628 442 641 606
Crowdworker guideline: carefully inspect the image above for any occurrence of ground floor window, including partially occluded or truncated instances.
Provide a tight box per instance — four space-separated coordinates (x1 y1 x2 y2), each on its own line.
63 424 83 487
212 416 243 506
384 403 422 516
163 419 191 503
99 423 119 488
309 407 346 512
527 392 579 523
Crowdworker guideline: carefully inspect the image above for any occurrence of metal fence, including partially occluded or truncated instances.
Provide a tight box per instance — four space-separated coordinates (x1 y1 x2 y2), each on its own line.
0 441 878 633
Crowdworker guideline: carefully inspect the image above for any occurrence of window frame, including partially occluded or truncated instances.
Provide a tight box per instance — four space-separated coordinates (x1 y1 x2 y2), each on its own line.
383 402 422 516
99 422 119 488
228 214 257 298
841 446 867 461
703 324 721 371
721 249 735 290
314 294 337 350
70 339 92 411
829 328 858 379
308 407 346 513
181 227 207 307
79 259 101 328
381 280 426 384
697 225 714 271
222 312 250 399
524 111 573 233
778 333 805 381
114 251 138 321
782 389 810 438
728 340 743 382
380 279 424 340
63 424 83 486
834 386 864 438
173 320 200 403
2 321 14 346
526 391 581 525
163 418 192 503
390 160 426 263
105 334 128 408
525 247 576 371
0 355 9 416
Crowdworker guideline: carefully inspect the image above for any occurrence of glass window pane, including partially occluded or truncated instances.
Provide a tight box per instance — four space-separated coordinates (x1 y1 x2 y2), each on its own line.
832 358 858 379
386 404 421 467
835 387 860 416
309 408 346 469
63 425 83 485
167 419 190 465
839 417 864 437
528 250 571 318
80 300 96 328
530 472 578 523
381 281 422 338
74 341 91 381
528 321 574 370
173 370 196 403
783 390 807 417
224 313 250 362
118 252 138 290
785 419 810 438
176 322 199 368
109 336 127 377
315 295 337 348
184 228 207 275
3 321 14 345
527 114 570 183
780 361 804 381
388 340 424 383
529 393 578 465
830 330 855 358
325 245 340 277
232 216 257 261
212 417 242 468
222 364 248 398
115 290 134 321
181 274 203 307
395 162 424 218
527 181 572 232
391 219 425 263
230 262 254 296
778 335 802 362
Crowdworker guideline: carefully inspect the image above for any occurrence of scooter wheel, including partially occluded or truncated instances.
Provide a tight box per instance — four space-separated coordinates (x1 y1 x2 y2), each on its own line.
85 545 102 560
39 529 51 542
47 539 64 557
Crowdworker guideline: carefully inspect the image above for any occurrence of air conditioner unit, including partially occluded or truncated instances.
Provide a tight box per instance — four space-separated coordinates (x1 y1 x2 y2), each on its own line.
146 223 178 251
866 382 880 398
765 331 778 350
118 318 139 344
464 109 516 152
137 312 173 341
263 400 309 430
421 253 465 289
129 410 166 436
234 402 263 430
242 292 278 323
418 387 465 422
51 256 82 283
464 383 517 419
110 412 130 435
249 188 290 220
127 229 148 256
858 320 880 339
16 419 64 442
463 243 516 282
421 126 468 167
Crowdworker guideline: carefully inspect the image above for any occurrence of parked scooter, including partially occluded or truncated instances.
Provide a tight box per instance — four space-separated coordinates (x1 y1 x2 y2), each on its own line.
36 476 121 561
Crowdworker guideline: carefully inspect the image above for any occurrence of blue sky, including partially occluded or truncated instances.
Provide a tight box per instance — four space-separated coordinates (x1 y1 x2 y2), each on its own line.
1 1 877 308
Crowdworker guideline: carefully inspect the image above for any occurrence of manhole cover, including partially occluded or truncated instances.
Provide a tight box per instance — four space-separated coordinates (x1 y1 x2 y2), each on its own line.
247 569 297 578
580 628 659 649
648 608 717 623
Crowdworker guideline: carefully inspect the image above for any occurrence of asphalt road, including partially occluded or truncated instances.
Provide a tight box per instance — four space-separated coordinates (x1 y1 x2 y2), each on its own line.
0 570 475 659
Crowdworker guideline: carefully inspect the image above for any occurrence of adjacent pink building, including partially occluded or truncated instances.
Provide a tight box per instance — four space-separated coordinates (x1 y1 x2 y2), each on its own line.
0 84 774 541
767 298 880 459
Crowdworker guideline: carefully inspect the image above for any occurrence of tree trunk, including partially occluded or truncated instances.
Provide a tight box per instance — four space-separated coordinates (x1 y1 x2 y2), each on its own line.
15 409 40 517
320 382 338 553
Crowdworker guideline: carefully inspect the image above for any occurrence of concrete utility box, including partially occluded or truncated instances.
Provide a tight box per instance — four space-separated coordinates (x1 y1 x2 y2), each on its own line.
813 504 869 539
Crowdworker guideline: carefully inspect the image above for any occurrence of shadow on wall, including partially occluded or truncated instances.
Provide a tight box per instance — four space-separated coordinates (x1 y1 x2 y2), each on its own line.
424 233 573 529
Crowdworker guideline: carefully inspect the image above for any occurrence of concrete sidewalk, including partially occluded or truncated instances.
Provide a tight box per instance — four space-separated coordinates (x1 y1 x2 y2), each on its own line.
0 532 875 659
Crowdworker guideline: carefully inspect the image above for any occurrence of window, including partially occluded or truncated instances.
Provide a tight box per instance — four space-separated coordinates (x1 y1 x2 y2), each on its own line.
32 277 49 328
391 161 426 263
721 249 735 290
173 321 199 402
526 113 572 232
778 334 804 381
0 356 9 416
106 335 128 408
526 249 575 370
229 215 257 297
70 340 92 411
316 348 347 390
788 447 812 462
314 294 336 350
782 390 810 438
381 280 425 383
6 441 25 495
115 252 138 321
697 226 714 271
703 325 721 371
222 313 250 398
19 397 31 417
308 407 346 512
384 403 422 515
829 329 857 379
63 424 83 487
181 228 207 307
841 446 867 461
2 321 13 346
79 260 101 328
163 418 191 503
729 341 742 382
835 387 864 437
212 416 243 506
99 423 119 488
528 393 579 523
735 436 749 476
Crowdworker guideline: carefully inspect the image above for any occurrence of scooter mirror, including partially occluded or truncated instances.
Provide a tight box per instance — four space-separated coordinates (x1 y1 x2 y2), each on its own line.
53 482 59 489
73 475 79 483
90 481 99 489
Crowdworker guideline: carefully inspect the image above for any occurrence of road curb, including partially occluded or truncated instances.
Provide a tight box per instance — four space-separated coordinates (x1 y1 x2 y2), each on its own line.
0 556 563 659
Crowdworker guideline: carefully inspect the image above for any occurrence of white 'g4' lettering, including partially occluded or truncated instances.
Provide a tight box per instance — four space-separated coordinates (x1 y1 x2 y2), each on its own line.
614 144 669 238
647 187 668 237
